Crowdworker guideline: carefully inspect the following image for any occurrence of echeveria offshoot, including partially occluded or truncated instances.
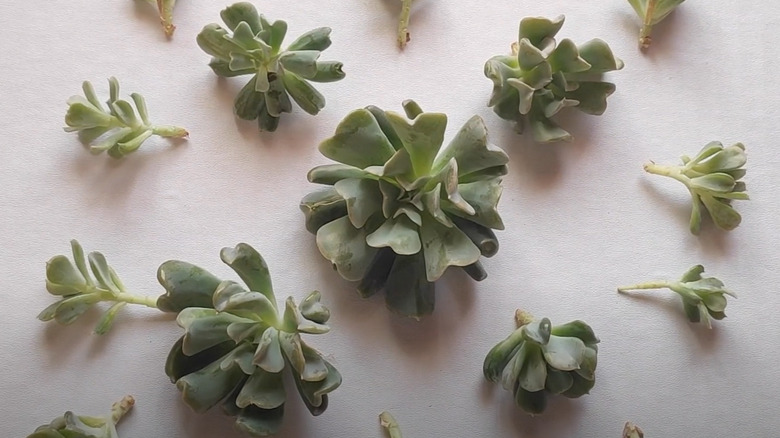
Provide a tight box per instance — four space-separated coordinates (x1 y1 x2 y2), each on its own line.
644 142 748 235
618 265 736 329
623 422 645 438
197 2 345 132
485 15 623 142
301 100 508 318
483 310 599 415
144 0 178 37
27 395 134 438
380 411 402 438
64 77 188 158
161 243 341 437
628 0 686 49
40 240 160 335
397 0 413 48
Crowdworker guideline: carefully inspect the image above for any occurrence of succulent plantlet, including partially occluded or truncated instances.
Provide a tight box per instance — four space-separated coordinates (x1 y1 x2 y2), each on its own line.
483 310 599 415
40 240 160 335
618 265 736 329
161 243 341 437
197 2 345 132
380 411 402 438
144 0 178 37
644 142 748 235
64 77 188 158
623 422 645 438
27 395 134 438
485 15 623 143
628 0 686 49
397 0 413 48
301 100 508 319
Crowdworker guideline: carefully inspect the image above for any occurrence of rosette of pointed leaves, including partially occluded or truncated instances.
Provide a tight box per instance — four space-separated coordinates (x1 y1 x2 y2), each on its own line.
485 15 623 142
27 395 134 438
197 2 345 132
64 77 188 158
644 142 748 235
484 311 599 415
301 100 509 318
161 243 341 437
39 240 158 335
628 0 686 49
618 265 736 329
144 0 178 37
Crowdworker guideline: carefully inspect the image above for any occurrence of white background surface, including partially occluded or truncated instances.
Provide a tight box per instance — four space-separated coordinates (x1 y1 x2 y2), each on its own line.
1 1 779 437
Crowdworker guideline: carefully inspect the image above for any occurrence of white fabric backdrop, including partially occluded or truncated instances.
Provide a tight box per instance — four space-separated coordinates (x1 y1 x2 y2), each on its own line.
1 0 778 437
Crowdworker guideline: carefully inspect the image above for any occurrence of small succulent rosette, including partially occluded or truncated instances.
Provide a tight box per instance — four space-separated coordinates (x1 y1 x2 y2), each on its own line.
301 100 509 319
159 244 341 437
197 2 345 132
485 15 623 142
484 311 599 415
27 396 134 438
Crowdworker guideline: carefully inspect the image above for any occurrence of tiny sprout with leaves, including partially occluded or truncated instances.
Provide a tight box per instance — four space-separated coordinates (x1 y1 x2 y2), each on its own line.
197 2 345 132
64 77 188 158
623 422 645 438
484 310 599 415
27 395 134 438
628 0 686 49
618 265 736 329
144 0 178 37
485 15 623 142
644 141 748 235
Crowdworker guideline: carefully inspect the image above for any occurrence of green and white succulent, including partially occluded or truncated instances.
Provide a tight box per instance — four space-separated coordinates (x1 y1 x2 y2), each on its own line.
628 0 686 49
644 141 748 235
484 310 599 415
618 265 736 329
301 100 508 319
161 243 341 437
197 2 345 132
144 0 178 36
64 77 188 158
27 395 134 438
485 15 623 142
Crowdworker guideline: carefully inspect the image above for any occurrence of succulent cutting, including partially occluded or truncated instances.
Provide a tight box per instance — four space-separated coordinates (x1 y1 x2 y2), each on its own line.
623 422 645 438
144 0 178 37
618 265 736 328
64 77 187 158
27 396 134 438
301 100 508 318
380 411 402 438
161 243 341 436
644 141 748 235
485 15 623 142
484 310 599 415
396 0 413 48
628 0 686 49
197 2 345 132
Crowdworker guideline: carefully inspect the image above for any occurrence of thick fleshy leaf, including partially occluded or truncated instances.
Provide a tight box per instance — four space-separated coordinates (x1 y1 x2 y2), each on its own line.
365 105 403 150
522 318 552 345
548 39 591 73
384 254 435 318
693 144 746 173
542 335 586 371
299 290 330 324
227 321 261 344
53 294 99 325
253 327 285 373
279 332 305 374
366 215 422 255
236 368 286 409
181 314 243 356
319 109 396 169
530 114 572 142
219 342 255 375
519 15 565 47
550 320 599 345
220 2 263 33
575 346 598 380
214 286 278 325
88 252 120 295
291 358 341 413
433 115 509 178
680 265 704 282
514 383 547 415
701 293 728 312
282 71 325 115
310 61 346 83
518 345 547 392
483 329 525 382
420 216 481 282
334 178 382 228
545 367 574 394
689 173 736 193
561 372 595 398
501 343 524 391
564 81 616 115
299 187 348 234
45 255 87 296
450 178 505 230
700 194 742 230
316 216 377 281
176 351 246 412
234 404 285 436
220 244 274 302
357 248 396 298
689 195 703 235
287 27 333 51
165 337 235 383
300 343 329 382
577 39 624 73
279 51 320 79
387 111 448 177
157 261 222 313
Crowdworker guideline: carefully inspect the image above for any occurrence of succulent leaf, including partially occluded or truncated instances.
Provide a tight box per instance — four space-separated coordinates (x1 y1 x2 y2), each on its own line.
27 396 134 438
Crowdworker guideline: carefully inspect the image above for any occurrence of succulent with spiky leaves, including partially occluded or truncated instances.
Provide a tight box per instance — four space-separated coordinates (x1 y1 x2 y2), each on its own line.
160 243 341 437
301 100 508 319
484 311 599 415
485 15 623 142
197 2 345 132
27 396 134 438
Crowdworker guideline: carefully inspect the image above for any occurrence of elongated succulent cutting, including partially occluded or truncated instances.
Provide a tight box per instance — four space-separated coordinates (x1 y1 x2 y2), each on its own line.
485 15 623 142
644 142 748 235
484 310 599 415
160 243 341 437
396 0 413 48
197 2 345 132
623 422 645 438
27 395 134 438
618 265 736 328
64 77 188 158
628 0 686 49
380 411 402 438
301 100 509 319
144 0 178 37
40 240 160 335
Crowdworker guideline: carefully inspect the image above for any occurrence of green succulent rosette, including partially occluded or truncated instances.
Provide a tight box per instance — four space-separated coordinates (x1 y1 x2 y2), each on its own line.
484 311 599 415
27 396 134 438
301 100 509 319
160 243 341 437
485 15 623 142
197 2 345 132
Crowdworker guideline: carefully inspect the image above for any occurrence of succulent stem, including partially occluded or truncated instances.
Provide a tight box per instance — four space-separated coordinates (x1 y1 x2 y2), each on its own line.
643 162 691 187
398 0 413 48
114 291 160 308
109 395 135 424
617 281 669 293
639 0 657 49
380 411 402 438
152 125 189 138
514 309 535 327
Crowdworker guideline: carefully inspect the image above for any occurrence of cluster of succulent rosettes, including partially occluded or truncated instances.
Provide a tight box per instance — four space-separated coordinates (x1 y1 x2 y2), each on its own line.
301 100 509 319
618 265 736 329
485 15 624 143
159 243 341 437
197 2 346 132
64 77 188 158
644 141 748 235
483 311 599 415
27 395 134 438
